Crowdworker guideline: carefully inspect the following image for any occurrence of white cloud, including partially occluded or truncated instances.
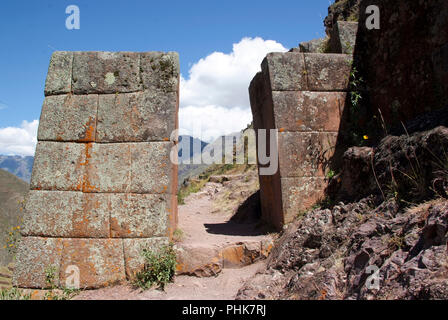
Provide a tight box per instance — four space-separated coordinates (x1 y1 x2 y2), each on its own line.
0 37 287 155
0 120 38 156
179 105 252 143
180 37 287 142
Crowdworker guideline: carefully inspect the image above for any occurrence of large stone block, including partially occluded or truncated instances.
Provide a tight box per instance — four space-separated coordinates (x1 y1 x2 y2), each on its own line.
272 91 346 132
262 52 307 91
304 53 351 91
72 52 142 94
22 191 110 238
45 51 73 96
30 142 85 191
59 238 126 289
110 193 172 238
175 244 223 277
330 21 358 54
278 132 337 178
258 173 283 231
281 177 327 224
123 238 169 279
299 38 327 53
140 52 180 93
130 142 174 194
96 90 177 142
83 143 132 193
13 237 64 289
37 94 98 142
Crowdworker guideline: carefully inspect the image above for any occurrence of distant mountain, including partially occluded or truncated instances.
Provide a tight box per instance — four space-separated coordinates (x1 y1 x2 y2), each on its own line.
0 169 29 265
178 129 256 187
178 136 208 186
0 156 34 183
178 135 208 163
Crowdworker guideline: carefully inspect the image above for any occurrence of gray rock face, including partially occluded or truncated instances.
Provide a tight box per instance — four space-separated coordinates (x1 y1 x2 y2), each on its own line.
298 38 328 53
329 21 358 54
237 197 448 300
14 51 179 289
238 126 448 300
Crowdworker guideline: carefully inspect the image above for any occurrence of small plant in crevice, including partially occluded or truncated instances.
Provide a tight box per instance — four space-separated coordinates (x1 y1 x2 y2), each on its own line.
45 265 58 290
426 144 448 199
42 265 80 300
133 244 177 291
44 287 80 301
172 228 184 243
345 59 370 147
312 196 335 210
388 234 405 250
326 169 337 180
0 287 31 300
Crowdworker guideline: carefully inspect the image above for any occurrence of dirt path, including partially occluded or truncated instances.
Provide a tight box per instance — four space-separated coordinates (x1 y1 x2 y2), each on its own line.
74 175 272 300
74 262 264 300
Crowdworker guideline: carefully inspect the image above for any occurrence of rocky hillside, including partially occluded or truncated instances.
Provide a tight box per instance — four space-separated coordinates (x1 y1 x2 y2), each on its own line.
0 156 33 183
238 126 448 300
237 0 448 300
178 125 257 202
0 169 28 265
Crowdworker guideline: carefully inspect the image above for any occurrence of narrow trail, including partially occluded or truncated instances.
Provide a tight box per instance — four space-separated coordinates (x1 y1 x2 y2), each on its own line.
75 173 273 300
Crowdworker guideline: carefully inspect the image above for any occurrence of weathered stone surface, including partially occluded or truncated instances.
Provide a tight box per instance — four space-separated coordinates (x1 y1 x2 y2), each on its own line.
329 21 358 54
37 94 98 142
258 173 283 230
59 238 126 289
351 0 448 136
30 142 85 191
123 238 169 279
110 194 172 238
83 143 131 193
281 177 327 223
22 191 110 238
304 53 351 91
278 132 337 178
72 52 141 94
130 142 174 194
221 242 262 268
13 237 63 289
140 52 180 93
175 245 223 277
238 196 448 300
262 52 307 91
96 90 177 142
324 0 360 35
16 50 179 289
299 38 328 53
44 51 73 96
272 91 345 132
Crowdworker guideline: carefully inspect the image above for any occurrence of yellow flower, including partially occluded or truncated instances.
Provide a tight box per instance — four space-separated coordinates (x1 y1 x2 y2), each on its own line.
363 135 369 140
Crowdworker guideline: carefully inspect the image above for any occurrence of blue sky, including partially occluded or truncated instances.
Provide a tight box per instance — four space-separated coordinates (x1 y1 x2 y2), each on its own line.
0 0 332 155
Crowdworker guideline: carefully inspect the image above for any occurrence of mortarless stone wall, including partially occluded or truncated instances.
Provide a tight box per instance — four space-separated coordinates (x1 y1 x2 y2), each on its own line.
250 52 351 230
13 51 179 289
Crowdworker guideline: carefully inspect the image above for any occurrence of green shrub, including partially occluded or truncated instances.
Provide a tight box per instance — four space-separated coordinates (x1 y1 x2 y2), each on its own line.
0 287 30 300
133 244 177 290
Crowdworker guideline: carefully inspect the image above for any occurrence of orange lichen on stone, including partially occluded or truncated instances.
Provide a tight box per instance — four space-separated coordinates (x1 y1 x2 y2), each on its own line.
79 117 96 142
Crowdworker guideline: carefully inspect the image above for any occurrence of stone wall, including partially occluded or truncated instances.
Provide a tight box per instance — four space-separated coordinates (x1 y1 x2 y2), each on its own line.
353 0 448 138
13 51 179 289
250 51 351 230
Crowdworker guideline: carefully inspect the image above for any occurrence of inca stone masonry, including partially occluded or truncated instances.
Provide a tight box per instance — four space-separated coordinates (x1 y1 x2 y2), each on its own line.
14 22 356 288
13 51 179 289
